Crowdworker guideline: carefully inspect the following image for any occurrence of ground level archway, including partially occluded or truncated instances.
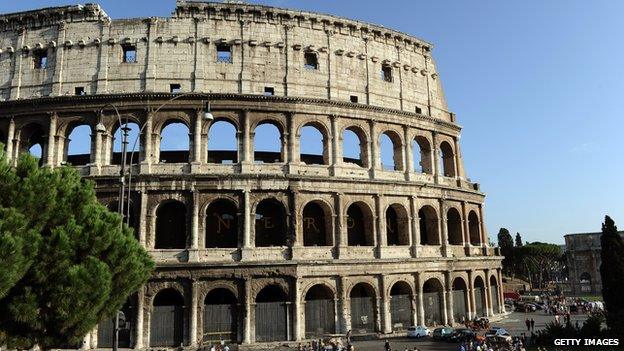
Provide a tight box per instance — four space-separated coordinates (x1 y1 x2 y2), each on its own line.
304 284 336 338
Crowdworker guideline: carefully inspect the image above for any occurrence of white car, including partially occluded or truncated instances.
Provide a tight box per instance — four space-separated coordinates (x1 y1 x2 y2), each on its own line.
407 326 430 338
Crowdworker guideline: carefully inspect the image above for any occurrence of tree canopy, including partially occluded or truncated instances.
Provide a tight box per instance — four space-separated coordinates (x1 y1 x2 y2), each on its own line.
600 215 624 337
0 149 154 349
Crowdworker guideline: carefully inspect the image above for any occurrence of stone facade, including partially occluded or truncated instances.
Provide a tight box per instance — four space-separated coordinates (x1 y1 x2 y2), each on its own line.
0 1 503 349
564 231 624 296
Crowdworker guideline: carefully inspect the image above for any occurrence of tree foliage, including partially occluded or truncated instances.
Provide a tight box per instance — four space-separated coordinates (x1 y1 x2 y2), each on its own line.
517 242 563 289
515 232 523 247
599 215 624 338
0 149 154 349
497 228 514 275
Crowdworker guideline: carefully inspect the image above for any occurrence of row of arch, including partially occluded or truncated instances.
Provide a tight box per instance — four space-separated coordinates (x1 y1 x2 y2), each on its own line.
3 115 458 177
146 197 483 249
96 274 501 347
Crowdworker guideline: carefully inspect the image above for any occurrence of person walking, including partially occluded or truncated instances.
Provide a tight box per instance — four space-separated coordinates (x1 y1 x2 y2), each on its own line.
384 339 391 351
530 318 535 331
525 318 531 332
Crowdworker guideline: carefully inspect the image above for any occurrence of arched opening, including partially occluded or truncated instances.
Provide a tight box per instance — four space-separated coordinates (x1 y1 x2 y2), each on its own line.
255 198 288 247
150 288 185 347
300 124 327 165
108 202 139 240
386 204 409 246
447 207 463 245
452 278 469 323
349 283 377 334
580 272 592 293
0 130 6 149
439 141 456 177
155 201 187 249
19 123 47 166
205 199 238 248
204 288 238 342
112 121 140 165
253 122 282 163
304 284 336 338
379 131 403 171
98 294 137 348
342 126 367 167
413 136 432 174
302 201 331 246
347 202 374 246
474 276 486 317
255 285 290 341
207 120 238 164
422 278 444 326
468 211 481 245
419 205 440 245
159 121 190 163
389 281 413 331
66 124 92 166
490 275 500 314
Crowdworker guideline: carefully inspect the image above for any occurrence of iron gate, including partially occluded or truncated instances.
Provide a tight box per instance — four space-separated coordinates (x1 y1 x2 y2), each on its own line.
97 317 132 348
490 285 499 314
203 304 237 342
255 302 288 341
350 297 375 333
305 299 335 338
390 294 412 330
423 292 442 326
452 290 468 323
474 288 485 317
150 305 184 347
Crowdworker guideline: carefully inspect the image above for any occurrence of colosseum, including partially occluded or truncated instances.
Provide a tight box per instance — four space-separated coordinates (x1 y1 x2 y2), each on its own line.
0 0 504 348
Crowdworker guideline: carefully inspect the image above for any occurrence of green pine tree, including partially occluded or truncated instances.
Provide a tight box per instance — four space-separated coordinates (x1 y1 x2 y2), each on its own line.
600 215 624 338
497 228 514 275
515 232 523 247
0 148 154 348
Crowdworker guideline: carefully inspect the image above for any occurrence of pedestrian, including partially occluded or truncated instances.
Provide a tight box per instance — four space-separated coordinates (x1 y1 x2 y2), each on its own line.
525 318 530 331
223 345 230 351
575 320 580 329
530 318 535 331
384 339 391 351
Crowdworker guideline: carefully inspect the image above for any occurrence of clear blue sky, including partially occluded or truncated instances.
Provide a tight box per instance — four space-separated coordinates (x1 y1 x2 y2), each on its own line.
4 0 624 244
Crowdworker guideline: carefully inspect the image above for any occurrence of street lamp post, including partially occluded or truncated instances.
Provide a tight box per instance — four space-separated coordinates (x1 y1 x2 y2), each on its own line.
95 94 212 350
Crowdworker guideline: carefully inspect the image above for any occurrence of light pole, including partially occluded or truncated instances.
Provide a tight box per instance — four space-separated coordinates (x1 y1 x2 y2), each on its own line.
94 93 212 350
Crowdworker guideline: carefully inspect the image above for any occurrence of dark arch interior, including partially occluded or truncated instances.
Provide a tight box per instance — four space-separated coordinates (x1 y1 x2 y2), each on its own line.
580 272 591 283
386 204 409 246
154 288 185 306
207 120 238 164
108 201 139 239
489 275 498 286
474 276 485 288
206 199 239 248
305 284 334 300
155 201 187 249
350 283 375 298
256 285 288 302
447 207 463 245
302 201 329 246
452 278 467 291
419 206 440 245
205 288 237 305
423 279 443 293
255 199 287 247
439 141 455 177
468 211 481 245
347 203 373 246
390 281 412 296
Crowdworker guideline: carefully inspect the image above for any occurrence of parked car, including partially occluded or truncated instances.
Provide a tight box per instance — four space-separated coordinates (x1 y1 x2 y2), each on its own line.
515 303 536 312
485 328 512 343
448 328 476 343
432 327 454 340
407 326 430 338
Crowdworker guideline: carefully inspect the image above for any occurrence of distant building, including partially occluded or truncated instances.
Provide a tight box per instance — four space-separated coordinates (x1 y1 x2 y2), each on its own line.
564 231 624 295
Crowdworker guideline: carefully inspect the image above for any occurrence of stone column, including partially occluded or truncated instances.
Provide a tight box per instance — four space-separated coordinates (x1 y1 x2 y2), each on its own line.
410 197 420 257
293 278 302 340
335 193 346 258
190 281 199 346
46 113 57 167
498 269 505 314
330 114 340 174
439 199 449 256
287 112 297 164
484 269 492 317
416 273 425 326
461 202 470 248
242 190 251 248
135 286 145 349
368 119 378 176
403 125 413 180
6 118 15 162
339 276 350 333
191 191 200 250
92 124 103 168
375 194 385 257
380 277 392 333
141 112 153 171
445 271 454 326
432 131 439 183
453 136 464 180
441 286 449 326
240 110 251 167
242 277 253 343
193 109 203 163
468 270 476 319
139 191 148 247
479 205 488 248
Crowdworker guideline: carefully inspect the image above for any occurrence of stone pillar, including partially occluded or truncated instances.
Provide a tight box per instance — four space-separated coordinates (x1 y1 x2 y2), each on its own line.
242 277 253 343
498 269 505 314
51 22 67 95
416 273 425 326
484 269 492 317
135 286 145 349
453 136 464 180
439 199 449 256
339 276 350 333
468 270 476 320
368 120 378 176
46 113 57 167
432 131 439 183
461 202 470 248
139 191 148 247
403 125 413 180
375 194 385 257
479 205 488 248
287 112 297 164
293 278 302 340
240 110 251 166
190 281 199 346
335 193 346 257
410 197 420 257
445 271 454 326
380 277 392 334
242 190 251 248
441 286 449 326
193 109 203 163
330 114 340 173
92 125 103 168
6 118 15 162
191 191 199 250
